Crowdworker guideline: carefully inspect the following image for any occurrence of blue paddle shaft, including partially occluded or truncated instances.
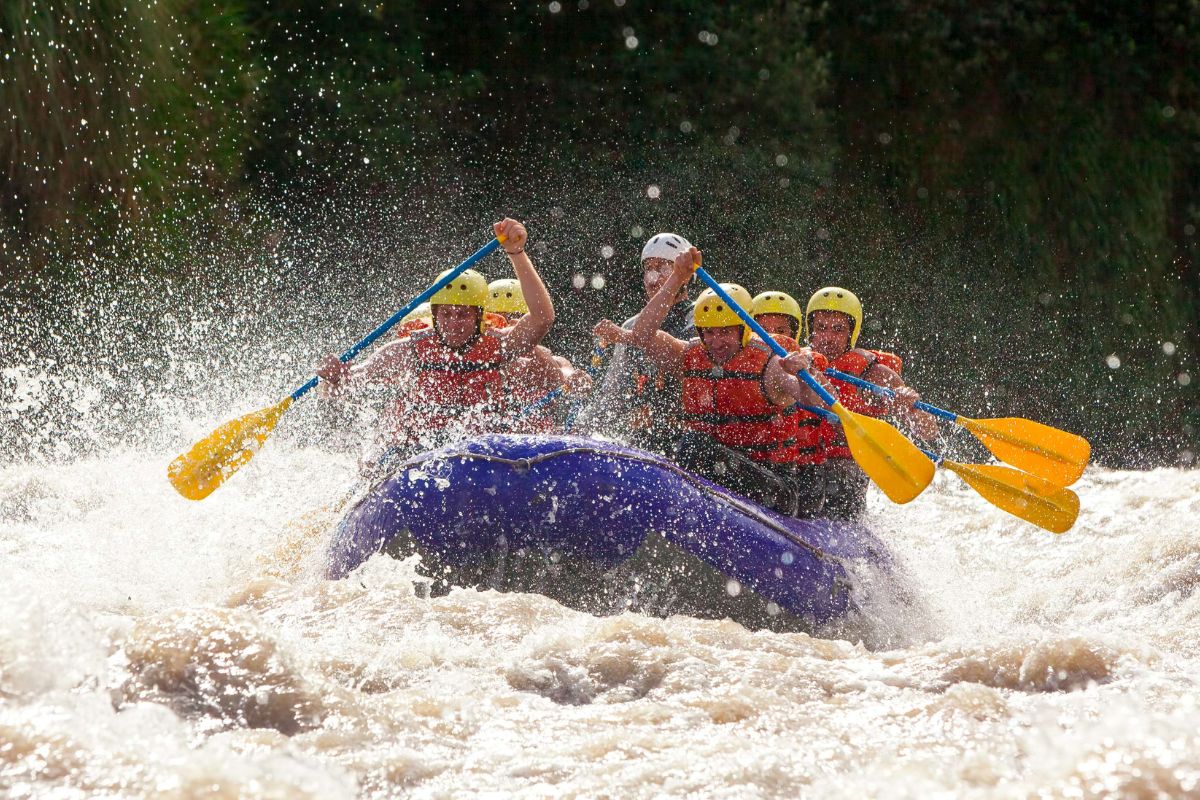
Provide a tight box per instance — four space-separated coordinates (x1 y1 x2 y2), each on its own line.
824 368 957 422
799 403 839 423
291 237 503 401
694 268 839 407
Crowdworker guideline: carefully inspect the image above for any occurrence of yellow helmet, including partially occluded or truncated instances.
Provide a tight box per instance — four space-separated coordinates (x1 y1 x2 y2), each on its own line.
806 286 863 347
486 278 528 315
694 283 754 345
430 268 489 309
750 291 803 337
400 302 432 326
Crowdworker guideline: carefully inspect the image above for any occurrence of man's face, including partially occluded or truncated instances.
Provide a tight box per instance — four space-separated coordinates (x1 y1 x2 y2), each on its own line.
699 325 744 366
754 313 797 339
433 304 480 348
808 310 854 359
642 258 674 298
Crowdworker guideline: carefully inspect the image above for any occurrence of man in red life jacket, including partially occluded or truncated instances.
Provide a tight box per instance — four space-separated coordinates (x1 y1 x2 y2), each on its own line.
314 218 554 454
597 247 828 517
805 286 938 520
486 278 592 433
751 290 828 516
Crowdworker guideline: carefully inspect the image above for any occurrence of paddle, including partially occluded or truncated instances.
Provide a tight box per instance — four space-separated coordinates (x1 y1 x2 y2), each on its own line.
825 368 1091 487
924 450 1080 533
694 268 935 504
799 404 1078 532
167 236 505 501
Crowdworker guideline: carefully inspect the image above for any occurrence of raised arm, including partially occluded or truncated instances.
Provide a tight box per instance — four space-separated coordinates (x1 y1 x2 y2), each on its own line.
629 246 699 350
497 219 555 358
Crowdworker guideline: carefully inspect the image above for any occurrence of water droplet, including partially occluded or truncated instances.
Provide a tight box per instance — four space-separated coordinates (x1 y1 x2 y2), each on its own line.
679 120 693 133
548 0 562 12
625 35 638 49
590 274 606 289
725 579 742 597
630 225 644 237
600 245 614 259
572 273 586 289
1179 372 1192 386
646 184 660 199
775 154 788 166
1162 341 1176 355
1106 354 1121 369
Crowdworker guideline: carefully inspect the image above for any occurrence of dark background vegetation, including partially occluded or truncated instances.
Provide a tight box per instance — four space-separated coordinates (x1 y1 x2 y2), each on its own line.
2 0 1198 467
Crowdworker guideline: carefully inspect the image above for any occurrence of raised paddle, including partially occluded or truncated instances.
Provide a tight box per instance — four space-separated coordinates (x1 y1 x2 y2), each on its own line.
798 404 1078 532
168 236 505 501
824 368 1091 487
694 268 935 504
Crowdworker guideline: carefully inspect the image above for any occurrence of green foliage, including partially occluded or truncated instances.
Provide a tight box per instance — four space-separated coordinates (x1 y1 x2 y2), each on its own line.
811 0 1200 464
0 0 253 273
2 0 1197 463
238 0 438 186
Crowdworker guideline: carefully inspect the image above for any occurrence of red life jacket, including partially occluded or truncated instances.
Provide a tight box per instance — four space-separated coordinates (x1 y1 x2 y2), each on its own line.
754 333 829 466
822 348 903 460
680 335 798 464
390 328 508 440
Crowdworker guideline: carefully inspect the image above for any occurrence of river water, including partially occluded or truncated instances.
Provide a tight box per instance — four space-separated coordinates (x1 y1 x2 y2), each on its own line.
3 273 1200 798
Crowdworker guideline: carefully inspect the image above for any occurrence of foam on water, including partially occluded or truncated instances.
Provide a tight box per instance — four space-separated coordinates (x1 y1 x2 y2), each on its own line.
4 261 1200 797
2 431 1199 797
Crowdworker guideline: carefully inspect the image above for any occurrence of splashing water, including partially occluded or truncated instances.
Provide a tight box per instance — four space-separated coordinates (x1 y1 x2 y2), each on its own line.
4 252 1200 798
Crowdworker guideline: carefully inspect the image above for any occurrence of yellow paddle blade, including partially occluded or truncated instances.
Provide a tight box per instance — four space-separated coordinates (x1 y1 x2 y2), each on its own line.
959 416 1090 487
942 460 1080 533
831 403 936 504
167 397 294 501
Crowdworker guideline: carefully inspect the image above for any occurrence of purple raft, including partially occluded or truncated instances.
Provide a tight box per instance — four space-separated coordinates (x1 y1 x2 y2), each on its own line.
326 434 893 628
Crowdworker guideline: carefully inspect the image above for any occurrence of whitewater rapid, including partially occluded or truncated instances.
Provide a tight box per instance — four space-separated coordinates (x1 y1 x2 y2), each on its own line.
2 437 1198 797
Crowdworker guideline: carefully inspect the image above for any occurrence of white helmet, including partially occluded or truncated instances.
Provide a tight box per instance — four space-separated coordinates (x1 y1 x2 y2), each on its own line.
641 232 692 262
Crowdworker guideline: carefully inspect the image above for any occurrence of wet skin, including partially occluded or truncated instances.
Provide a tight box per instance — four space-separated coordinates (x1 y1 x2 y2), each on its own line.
753 313 798 339
808 310 854 360
699 325 745 366
643 257 689 301
434 304 481 348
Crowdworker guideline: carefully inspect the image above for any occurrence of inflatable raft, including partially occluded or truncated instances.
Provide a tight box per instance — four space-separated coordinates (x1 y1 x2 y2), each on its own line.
326 434 894 630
